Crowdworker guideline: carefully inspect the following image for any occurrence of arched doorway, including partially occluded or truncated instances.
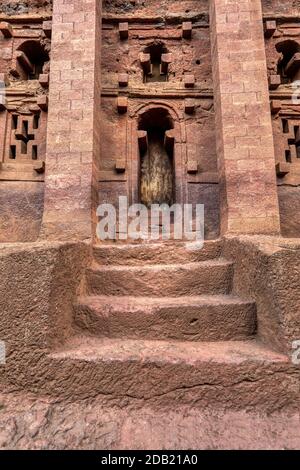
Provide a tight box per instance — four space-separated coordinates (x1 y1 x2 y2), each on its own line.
138 108 175 207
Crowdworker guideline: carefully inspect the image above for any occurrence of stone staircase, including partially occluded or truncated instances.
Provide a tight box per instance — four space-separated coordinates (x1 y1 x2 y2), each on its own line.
48 240 295 410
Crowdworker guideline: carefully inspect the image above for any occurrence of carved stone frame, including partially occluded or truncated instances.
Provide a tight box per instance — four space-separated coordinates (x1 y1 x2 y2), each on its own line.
128 101 187 206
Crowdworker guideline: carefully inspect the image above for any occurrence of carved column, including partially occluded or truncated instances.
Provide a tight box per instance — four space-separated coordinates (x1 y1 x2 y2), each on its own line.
210 0 280 234
41 0 101 240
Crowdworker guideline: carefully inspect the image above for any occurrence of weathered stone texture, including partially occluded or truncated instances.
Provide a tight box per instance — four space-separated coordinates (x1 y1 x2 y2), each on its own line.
0 392 300 449
210 0 280 235
262 0 300 15
41 0 102 240
278 187 300 237
0 182 44 242
0 242 89 353
0 1 52 15
224 236 300 354
103 1 208 17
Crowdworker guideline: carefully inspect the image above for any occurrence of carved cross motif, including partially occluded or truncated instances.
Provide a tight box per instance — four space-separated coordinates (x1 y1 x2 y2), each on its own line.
282 119 300 163
9 114 39 160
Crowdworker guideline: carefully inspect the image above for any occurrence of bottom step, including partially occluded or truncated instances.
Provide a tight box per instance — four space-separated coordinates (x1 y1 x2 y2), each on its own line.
46 336 298 411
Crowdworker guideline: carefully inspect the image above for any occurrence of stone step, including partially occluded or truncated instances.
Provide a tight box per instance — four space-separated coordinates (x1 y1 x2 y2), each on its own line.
75 295 256 341
86 259 234 297
47 336 296 410
93 240 222 266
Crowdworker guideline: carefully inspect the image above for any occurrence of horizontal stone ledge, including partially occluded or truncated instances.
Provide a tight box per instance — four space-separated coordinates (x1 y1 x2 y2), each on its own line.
0 14 52 24
277 181 300 187
4 103 42 113
5 89 37 96
102 16 209 27
269 91 300 100
103 23 209 31
0 162 45 182
97 172 218 185
0 176 44 182
8 31 43 39
262 14 300 24
101 88 214 99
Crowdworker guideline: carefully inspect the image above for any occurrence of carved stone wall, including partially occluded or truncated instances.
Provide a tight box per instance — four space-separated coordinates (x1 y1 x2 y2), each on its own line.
1 0 300 243
100 0 220 239
0 3 51 241
263 0 300 236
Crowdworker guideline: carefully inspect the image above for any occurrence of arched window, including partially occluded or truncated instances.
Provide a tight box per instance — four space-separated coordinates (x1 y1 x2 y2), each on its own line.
15 40 49 80
141 42 171 83
276 40 300 83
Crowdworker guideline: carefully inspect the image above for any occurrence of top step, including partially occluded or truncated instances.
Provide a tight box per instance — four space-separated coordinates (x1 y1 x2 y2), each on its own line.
93 240 223 266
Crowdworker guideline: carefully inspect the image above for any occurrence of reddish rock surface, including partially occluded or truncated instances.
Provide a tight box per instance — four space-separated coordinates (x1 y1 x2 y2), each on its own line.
0 392 300 450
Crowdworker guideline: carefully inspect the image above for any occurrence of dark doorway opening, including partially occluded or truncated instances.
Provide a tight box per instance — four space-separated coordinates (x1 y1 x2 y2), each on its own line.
138 108 175 207
276 40 300 83
17 40 49 79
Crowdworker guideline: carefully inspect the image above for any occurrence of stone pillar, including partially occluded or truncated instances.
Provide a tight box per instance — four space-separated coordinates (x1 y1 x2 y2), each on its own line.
210 0 280 235
41 0 101 240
